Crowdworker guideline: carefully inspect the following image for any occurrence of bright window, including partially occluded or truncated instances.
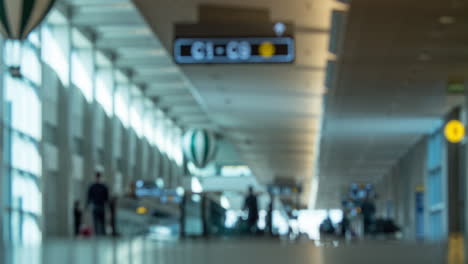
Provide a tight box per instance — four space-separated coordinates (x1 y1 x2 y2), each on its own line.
21 45 41 85
426 129 446 240
130 88 143 137
155 112 165 153
143 100 154 141
71 50 93 102
4 42 43 245
12 136 42 175
42 26 69 85
115 85 130 127
221 166 252 177
27 29 40 47
173 128 184 166
5 76 41 139
96 69 113 116
22 216 42 245
12 172 42 214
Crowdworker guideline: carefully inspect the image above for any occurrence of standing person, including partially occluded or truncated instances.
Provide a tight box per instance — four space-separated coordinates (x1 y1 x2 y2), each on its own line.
320 213 335 236
361 195 376 235
266 193 274 236
243 186 259 235
87 172 109 236
73 200 83 237
109 196 118 237
340 210 350 238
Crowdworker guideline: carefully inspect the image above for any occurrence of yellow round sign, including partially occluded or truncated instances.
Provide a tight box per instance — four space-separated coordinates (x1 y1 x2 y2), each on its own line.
136 206 148 215
259 42 276 58
444 120 465 143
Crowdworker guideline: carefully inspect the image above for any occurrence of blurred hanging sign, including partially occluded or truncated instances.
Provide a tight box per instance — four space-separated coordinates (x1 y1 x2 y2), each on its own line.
174 21 295 64
135 180 182 204
444 120 465 143
267 183 302 196
174 37 295 64
448 82 464 94
447 77 464 95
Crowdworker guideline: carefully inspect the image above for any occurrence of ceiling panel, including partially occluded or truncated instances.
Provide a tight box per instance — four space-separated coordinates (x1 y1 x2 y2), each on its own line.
316 0 468 208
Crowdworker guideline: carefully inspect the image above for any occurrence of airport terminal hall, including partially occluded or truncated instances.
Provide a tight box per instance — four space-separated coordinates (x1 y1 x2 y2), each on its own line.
1 0 468 263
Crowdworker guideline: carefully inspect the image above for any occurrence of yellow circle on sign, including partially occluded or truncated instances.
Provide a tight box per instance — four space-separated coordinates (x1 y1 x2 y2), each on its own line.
259 42 276 58
136 206 148 215
445 120 465 143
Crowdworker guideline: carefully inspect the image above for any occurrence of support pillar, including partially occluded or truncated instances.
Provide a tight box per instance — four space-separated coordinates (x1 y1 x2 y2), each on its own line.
447 107 465 263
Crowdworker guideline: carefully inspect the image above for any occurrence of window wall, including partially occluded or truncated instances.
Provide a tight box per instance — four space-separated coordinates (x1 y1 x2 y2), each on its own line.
3 34 43 245
426 129 447 240
1 8 187 243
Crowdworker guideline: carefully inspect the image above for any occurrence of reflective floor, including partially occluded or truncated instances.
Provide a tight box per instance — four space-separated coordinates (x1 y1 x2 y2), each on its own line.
0 238 448 264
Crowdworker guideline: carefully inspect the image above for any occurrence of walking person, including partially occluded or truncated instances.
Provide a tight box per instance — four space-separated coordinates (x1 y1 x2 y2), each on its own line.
266 193 274 236
361 195 376 236
243 186 259 235
109 196 118 237
87 172 109 236
73 200 83 237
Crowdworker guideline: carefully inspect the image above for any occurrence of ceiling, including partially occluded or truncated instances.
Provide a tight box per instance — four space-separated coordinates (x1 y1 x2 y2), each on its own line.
58 0 215 130
317 0 468 208
132 0 348 206
58 0 468 209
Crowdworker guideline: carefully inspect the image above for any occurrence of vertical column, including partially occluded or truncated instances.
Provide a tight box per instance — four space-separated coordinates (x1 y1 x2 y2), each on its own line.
153 147 162 182
180 193 187 238
54 19 73 237
202 194 209 238
447 107 463 234
146 141 154 181
141 104 152 181
121 124 130 194
82 37 98 194
122 82 134 191
104 61 117 194
465 81 468 244
135 137 143 181
0 37 6 242
447 107 465 264
134 97 143 180
446 107 465 263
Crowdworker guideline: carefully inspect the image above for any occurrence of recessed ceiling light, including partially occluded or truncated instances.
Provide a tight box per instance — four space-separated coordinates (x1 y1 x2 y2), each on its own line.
439 16 456 25
429 30 443 38
133 28 151 35
418 52 431 62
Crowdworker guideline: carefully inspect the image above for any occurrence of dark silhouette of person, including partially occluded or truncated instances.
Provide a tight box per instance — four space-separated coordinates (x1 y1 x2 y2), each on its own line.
109 196 118 237
73 200 83 237
266 193 274 236
320 214 335 235
340 211 350 237
87 172 109 236
243 186 259 235
361 195 376 235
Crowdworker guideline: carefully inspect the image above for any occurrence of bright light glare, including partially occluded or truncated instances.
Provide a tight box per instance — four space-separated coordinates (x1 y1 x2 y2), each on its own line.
191 194 201 203
297 209 342 240
220 196 230 209
176 187 185 196
273 210 289 235
150 226 171 236
258 210 267 230
156 178 164 188
191 177 203 193
225 210 239 228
